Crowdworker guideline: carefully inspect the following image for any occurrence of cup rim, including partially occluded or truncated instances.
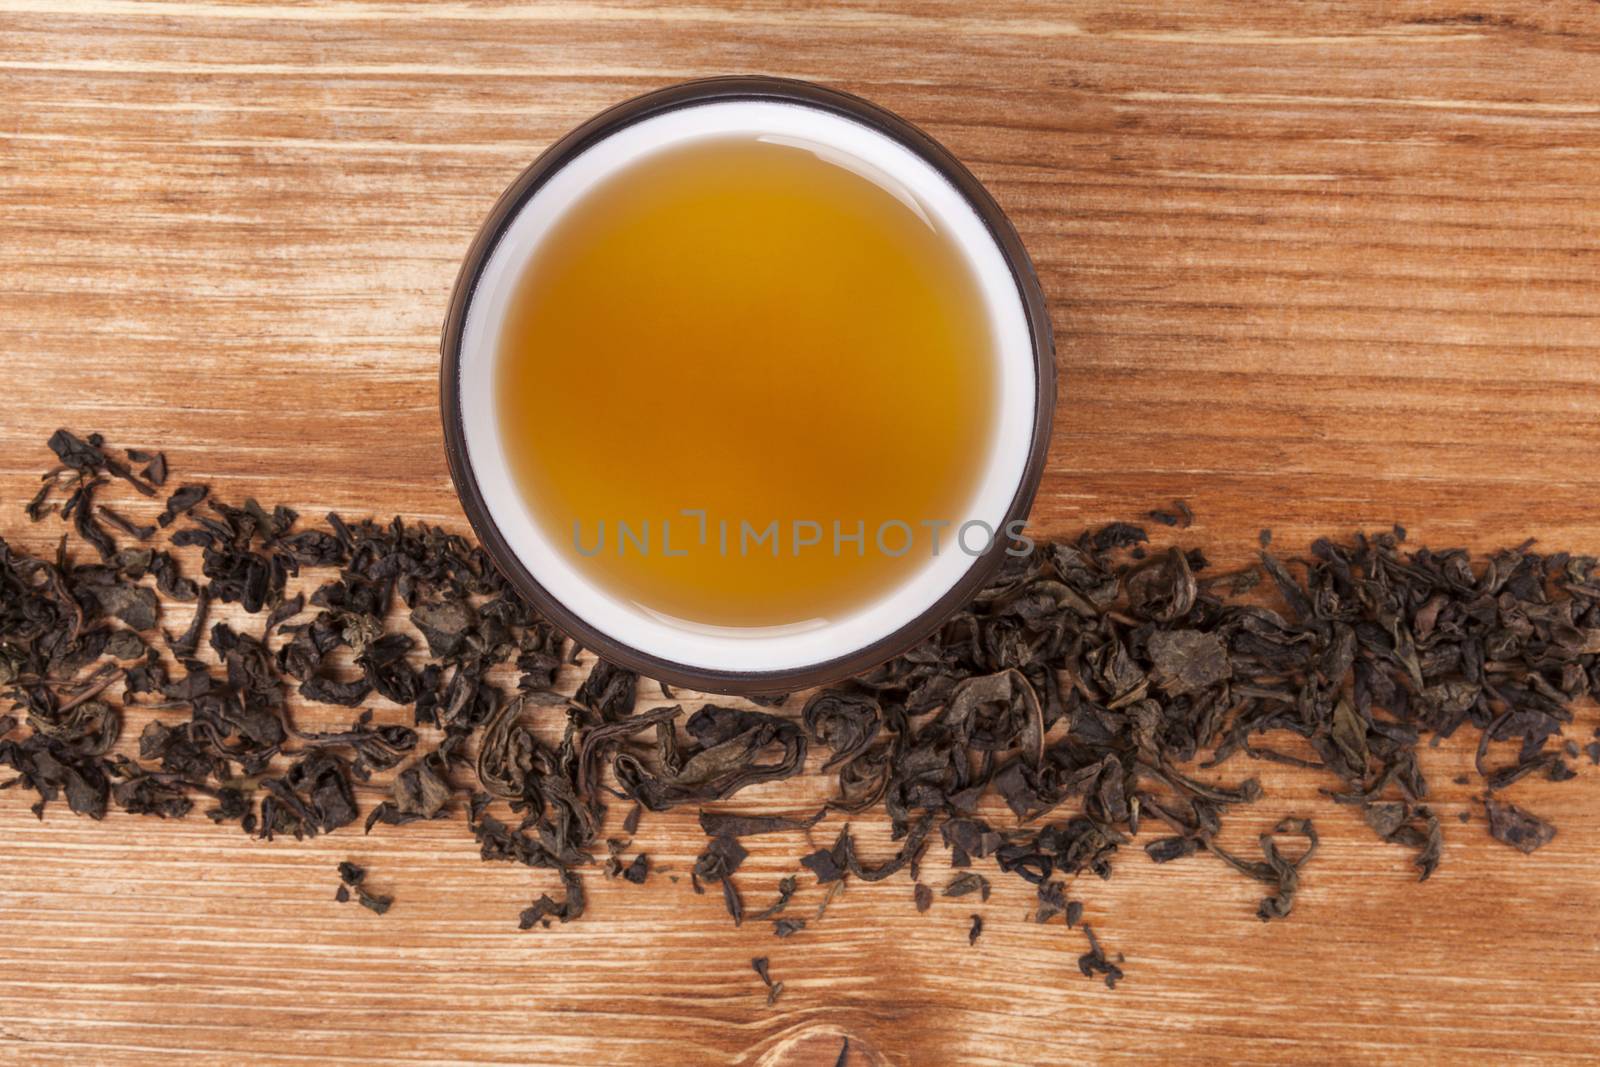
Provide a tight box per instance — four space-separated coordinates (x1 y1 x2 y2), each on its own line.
439 75 1056 695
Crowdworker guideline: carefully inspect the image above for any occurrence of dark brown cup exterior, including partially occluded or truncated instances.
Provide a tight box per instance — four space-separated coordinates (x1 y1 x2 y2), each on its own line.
440 76 1056 695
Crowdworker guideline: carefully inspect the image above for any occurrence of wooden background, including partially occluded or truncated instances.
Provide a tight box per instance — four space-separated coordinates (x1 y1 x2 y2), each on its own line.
3 2 1600 1063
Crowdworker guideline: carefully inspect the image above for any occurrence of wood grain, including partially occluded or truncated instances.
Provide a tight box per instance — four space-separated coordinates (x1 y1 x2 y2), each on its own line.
3 2 1600 1064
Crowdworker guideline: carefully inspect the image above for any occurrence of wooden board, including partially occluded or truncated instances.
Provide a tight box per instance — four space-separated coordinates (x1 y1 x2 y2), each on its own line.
3 2 1600 1063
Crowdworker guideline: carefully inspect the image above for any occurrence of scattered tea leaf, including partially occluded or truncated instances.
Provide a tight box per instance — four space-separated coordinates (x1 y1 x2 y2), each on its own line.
1078 924 1123 988
1485 799 1556 854
944 872 991 901
751 956 782 1005
6 429 1600 997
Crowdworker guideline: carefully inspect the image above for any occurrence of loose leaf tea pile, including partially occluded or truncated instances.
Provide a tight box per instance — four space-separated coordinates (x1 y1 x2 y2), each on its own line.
2 431 1593 989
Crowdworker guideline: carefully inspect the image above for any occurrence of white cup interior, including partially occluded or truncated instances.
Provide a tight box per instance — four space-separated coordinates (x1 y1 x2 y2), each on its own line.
457 99 1037 674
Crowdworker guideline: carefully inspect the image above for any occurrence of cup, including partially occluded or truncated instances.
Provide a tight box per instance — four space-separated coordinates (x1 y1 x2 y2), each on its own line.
441 76 1054 694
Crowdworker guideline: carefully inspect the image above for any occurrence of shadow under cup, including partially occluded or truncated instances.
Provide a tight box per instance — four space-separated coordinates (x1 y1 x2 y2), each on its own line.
440 77 1055 694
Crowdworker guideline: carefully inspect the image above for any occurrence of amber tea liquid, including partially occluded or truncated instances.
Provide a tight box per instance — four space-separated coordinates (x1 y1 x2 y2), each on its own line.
496 133 998 628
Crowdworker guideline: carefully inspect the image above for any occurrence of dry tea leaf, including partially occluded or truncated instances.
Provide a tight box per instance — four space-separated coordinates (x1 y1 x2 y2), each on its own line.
1485 799 1556 854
